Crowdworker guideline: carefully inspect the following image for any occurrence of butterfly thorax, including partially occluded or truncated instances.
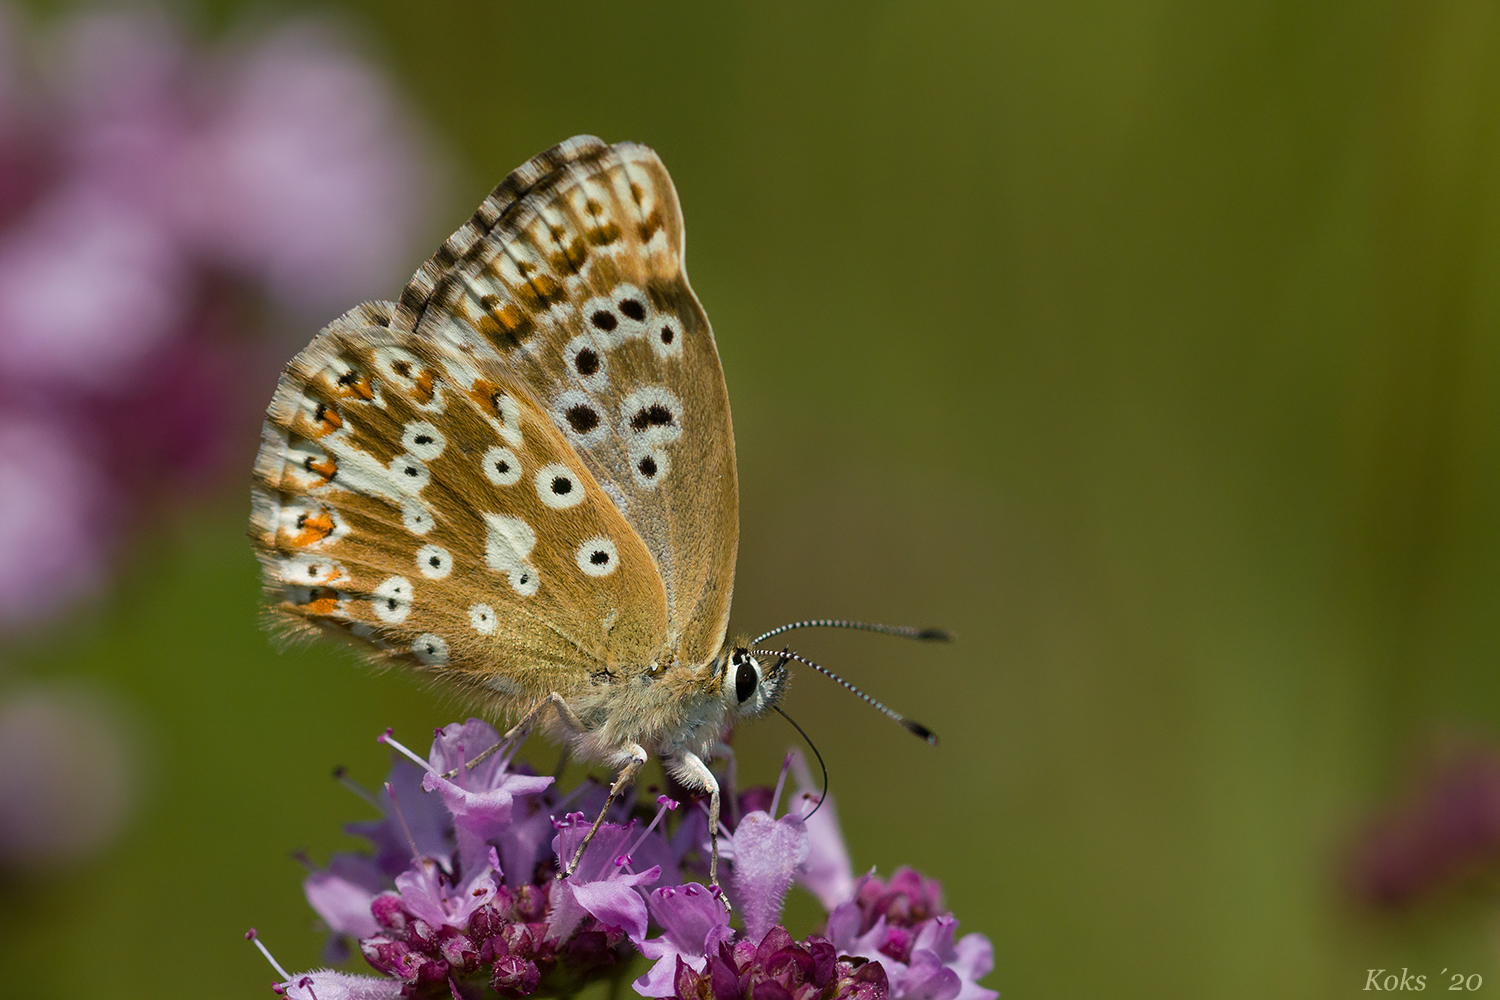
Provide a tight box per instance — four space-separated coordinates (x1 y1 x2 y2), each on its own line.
514 640 785 769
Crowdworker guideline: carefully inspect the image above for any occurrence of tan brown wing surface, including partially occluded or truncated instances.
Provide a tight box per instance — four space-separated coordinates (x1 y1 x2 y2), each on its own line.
393 137 738 670
249 301 669 709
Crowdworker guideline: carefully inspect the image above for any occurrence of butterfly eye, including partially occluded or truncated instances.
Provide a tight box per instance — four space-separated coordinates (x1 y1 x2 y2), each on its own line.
735 655 758 704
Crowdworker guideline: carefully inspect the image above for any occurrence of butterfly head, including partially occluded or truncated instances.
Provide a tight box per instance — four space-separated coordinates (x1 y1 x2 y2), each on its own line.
723 646 786 719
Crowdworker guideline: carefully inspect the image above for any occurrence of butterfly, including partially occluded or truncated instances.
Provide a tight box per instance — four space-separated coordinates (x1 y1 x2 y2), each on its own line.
248 136 942 893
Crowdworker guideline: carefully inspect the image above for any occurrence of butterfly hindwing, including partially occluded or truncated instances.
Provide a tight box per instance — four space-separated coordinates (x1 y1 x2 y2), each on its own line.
395 137 738 671
249 300 670 708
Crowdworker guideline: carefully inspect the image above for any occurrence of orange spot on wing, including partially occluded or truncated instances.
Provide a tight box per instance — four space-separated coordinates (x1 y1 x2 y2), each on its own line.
516 273 564 311
291 508 335 546
470 380 520 428
311 401 342 435
333 375 375 401
413 369 436 405
304 456 337 483
296 588 341 616
476 302 533 351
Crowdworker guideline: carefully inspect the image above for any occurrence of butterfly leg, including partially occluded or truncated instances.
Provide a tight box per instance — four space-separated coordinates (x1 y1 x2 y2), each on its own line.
670 750 730 909
560 743 647 880
442 692 586 779
710 740 738 827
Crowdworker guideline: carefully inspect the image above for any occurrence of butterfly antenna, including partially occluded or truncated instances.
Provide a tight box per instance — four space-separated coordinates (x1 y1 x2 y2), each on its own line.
751 647 938 746
772 704 829 819
751 619 951 646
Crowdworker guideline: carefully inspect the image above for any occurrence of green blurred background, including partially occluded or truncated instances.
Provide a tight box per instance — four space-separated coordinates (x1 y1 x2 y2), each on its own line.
8 0 1500 996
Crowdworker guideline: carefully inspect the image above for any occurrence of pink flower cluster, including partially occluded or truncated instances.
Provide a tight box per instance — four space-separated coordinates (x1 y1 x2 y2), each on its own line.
0 5 433 628
1351 743 1500 908
252 720 997 1000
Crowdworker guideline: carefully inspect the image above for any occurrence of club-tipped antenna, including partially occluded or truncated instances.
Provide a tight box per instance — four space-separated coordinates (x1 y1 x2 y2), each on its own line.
772 704 829 819
751 647 938 746
752 619 952 647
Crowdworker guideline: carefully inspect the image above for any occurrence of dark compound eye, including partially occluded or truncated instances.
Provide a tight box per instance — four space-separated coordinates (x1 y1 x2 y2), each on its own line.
619 298 646 321
735 655 758 704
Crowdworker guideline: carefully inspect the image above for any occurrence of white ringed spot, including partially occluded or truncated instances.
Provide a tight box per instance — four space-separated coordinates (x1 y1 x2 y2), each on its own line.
632 449 670 490
373 347 442 410
575 537 619 577
372 576 413 624
469 603 497 635
483 446 522 486
620 386 683 450
402 499 434 536
401 422 446 460
554 390 608 449
649 313 684 361
563 334 610 393
416 544 452 580
535 462 584 509
280 554 345 586
389 453 430 491
509 566 540 597
411 633 448 665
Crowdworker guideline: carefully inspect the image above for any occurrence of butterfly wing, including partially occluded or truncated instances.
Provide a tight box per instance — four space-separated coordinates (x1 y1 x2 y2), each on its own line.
393 136 738 671
249 299 670 709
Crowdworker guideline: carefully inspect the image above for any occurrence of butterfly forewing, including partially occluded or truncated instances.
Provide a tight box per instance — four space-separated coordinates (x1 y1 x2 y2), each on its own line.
395 137 738 671
249 299 670 707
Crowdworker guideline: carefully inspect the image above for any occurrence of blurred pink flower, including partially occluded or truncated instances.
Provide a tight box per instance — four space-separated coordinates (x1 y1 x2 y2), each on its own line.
50 7 191 209
174 22 432 314
1351 743 1500 908
0 185 185 389
0 413 111 627
0 684 138 867
0 4 438 629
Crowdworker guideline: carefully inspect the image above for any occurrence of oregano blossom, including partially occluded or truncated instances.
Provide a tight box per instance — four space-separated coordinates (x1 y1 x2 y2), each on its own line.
249 722 998 1000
